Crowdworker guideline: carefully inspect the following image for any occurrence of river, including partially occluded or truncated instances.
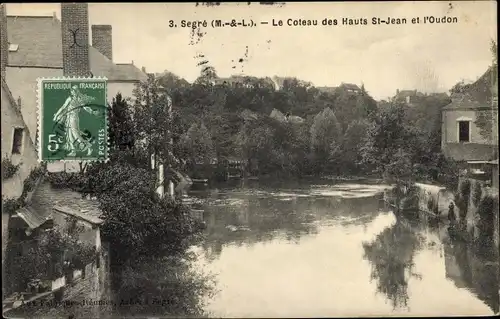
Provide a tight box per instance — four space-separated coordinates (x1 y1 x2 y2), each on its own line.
187 179 499 318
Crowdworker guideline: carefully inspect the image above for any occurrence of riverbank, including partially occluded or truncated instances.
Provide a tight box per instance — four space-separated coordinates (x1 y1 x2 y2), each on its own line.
385 178 499 249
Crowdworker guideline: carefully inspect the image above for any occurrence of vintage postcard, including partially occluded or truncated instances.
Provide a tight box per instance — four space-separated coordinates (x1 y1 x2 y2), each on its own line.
1 1 498 319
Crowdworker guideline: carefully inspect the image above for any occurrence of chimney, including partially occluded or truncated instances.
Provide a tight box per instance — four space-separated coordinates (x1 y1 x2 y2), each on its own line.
91 25 112 61
61 3 91 77
141 66 146 73
1 3 8 78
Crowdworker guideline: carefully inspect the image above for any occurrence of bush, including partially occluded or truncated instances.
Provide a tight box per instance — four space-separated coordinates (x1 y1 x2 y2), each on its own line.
454 192 467 222
2 166 46 216
4 228 95 295
46 171 87 191
472 182 483 206
476 195 497 246
115 254 216 318
401 184 420 211
1 158 20 179
459 179 471 206
455 179 472 221
77 161 205 262
427 196 438 214
436 154 461 191
2 197 22 216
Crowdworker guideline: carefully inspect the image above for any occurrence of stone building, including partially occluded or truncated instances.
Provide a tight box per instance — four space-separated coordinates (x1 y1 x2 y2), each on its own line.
2 4 114 317
2 3 147 173
441 66 498 167
441 64 499 247
1 75 39 276
0 3 40 267
394 89 425 105
3 169 111 318
441 93 496 161
0 78 38 201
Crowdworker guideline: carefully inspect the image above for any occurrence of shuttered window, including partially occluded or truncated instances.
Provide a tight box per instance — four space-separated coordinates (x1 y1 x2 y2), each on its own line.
12 128 24 154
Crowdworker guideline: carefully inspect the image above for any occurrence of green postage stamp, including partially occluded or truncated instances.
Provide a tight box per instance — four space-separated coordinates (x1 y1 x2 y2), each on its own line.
38 78 109 162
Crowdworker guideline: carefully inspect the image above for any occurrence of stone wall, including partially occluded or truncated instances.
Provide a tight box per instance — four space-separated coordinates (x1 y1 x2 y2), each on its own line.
442 109 491 144
414 183 455 219
456 177 499 244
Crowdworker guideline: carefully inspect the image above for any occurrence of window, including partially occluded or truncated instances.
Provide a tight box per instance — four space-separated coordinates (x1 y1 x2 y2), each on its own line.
458 121 470 143
11 128 24 154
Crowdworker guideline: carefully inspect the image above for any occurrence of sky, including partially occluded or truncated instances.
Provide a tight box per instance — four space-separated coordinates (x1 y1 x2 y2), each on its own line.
6 1 498 100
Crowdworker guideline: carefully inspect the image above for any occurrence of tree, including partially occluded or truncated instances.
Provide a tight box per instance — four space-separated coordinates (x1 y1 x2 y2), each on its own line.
109 93 135 151
356 84 378 118
81 161 204 262
338 119 370 174
310 107 342 173
360 102 418 180
310 107 341 154
133 74 179 168
181 122 216 164
195 65 218 85
236 118 275 172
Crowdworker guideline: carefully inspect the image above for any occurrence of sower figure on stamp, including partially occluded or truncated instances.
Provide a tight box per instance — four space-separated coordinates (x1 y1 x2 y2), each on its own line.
53 85 99 157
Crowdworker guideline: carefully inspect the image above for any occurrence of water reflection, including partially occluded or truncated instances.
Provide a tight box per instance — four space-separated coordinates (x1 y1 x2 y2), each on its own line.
443 238 499 313
362 218 424 310
363 212 499 314
197 185 384 261
190 181 498 317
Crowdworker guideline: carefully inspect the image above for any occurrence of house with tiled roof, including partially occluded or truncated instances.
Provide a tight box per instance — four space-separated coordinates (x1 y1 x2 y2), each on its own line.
441 93 497 161
441 63 498 162
394 89 425 105
441 64 498 194
212 75 277 90
339 82 361 93
2 5 147 144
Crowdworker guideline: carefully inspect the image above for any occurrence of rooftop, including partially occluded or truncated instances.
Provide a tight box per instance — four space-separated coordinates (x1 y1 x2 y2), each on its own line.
15 206 52 230
316 86 338 94
442 143 497 161
29 178 104 228
6 15 146 81
340 83 361 91
442 93 493 110
395 90 425 98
